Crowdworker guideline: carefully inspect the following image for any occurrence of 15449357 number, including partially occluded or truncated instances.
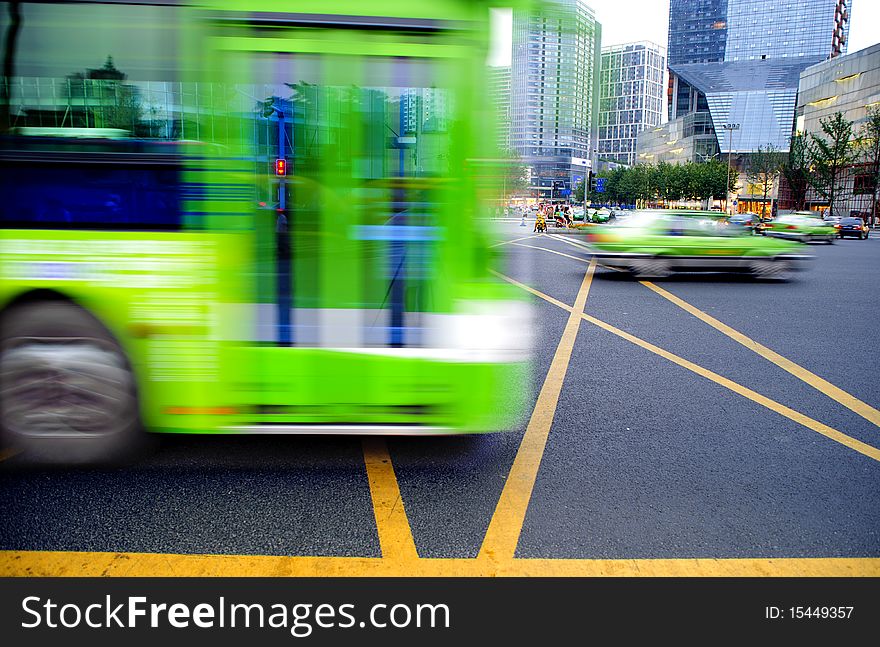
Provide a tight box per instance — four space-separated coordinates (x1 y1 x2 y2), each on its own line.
790 606 853 619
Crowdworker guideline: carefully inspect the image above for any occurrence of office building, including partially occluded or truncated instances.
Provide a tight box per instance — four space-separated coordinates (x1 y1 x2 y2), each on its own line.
794 43 880 218
510 0 602 200
598 41 666 167
488 65 512 151
638 0 849 213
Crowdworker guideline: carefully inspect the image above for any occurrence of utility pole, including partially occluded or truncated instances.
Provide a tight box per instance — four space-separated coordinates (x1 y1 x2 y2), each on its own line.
722 123 740 215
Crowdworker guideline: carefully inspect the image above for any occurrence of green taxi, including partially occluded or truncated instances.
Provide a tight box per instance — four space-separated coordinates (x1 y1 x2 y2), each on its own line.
589 208 614 223
763 211 837 243
582 210 811 279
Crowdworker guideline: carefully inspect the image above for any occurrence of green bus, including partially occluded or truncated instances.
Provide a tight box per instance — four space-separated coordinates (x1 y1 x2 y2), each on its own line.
0 0 532 462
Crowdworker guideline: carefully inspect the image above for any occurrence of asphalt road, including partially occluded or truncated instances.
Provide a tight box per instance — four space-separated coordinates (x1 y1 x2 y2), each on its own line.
2 222 879 574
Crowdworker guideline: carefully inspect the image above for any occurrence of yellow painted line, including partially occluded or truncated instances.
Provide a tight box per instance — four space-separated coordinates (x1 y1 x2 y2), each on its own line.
640 280 880 429
493 272 880 463
490 234 539 248
509 242 588 264
362 438 418 561
2 550 878 577
0 448 21 462
489 269 572 312
478 259 597 564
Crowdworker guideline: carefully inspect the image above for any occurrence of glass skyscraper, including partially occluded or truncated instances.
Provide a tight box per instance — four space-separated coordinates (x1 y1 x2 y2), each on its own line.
668 0 728 66
488 65 512 152
598 42 666 167
641 0 852 214
662 0 849 150
510 0 601 199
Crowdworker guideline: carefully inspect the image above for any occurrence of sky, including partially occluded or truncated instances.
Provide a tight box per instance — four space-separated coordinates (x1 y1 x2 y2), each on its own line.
488 0 880 66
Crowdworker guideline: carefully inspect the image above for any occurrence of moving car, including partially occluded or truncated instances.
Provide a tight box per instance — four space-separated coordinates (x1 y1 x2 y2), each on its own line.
589 208 614 223
728 212 759 234
837 217 870 239
763 211 837 243
581 210 811 279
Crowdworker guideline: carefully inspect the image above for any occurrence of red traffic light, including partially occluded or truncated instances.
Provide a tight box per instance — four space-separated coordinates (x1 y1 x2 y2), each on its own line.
274 158 286 176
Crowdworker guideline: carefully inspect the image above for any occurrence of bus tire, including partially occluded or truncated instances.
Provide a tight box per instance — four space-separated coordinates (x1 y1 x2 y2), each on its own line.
0 300 144 465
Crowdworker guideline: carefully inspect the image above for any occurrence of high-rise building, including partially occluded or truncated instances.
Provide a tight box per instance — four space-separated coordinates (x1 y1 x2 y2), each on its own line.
510 0 601 200
639 0 849 172
598 41 666 167
637 0 850 214
488 65 512 151
793 43 880 218
666 0 849 125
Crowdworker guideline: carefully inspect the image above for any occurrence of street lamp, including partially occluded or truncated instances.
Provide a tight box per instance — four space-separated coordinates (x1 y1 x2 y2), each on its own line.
721 123 740 215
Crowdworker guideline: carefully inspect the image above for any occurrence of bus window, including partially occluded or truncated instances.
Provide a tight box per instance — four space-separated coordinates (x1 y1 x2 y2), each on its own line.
1 157 181 230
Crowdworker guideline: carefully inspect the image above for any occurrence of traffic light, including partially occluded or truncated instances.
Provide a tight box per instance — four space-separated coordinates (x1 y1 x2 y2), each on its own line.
274 158 286 176
588 171 597 193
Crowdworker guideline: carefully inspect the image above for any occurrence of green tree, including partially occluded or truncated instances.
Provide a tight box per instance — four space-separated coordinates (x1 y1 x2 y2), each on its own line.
809 111 857 217
499 150 530 199
783 133 811 211
574 178 585 203
745 144 785 217
603 167 626 207
666 164 688 200
856 106 880 226
702 159 736 206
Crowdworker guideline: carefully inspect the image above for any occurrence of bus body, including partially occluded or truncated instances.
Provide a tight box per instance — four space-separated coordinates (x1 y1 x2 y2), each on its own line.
0 1 532 461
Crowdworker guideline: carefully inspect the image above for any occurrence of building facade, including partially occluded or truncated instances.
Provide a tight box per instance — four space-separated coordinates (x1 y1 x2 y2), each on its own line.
510 0 601 200
793 43 880 219
638 0 850 213
598 41 666 167
488 65 512 152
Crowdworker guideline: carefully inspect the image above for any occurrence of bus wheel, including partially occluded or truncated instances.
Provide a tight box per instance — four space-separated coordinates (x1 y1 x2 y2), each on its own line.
0 300 143 464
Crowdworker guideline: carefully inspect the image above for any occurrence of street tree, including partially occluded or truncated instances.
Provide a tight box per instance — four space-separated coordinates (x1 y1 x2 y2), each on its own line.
574 178 585 203
783 133 811 210
809 111 857 217
745 144 785 217
500 149 530 200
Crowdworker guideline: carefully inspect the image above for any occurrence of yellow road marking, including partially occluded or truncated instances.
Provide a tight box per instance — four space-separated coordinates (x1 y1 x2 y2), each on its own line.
478 260 597 564
582 313 880 462
489 269 572 311
2 550 878 577
493 271 880 463
362 438 418 561
640 280 880 429
0 448 21 462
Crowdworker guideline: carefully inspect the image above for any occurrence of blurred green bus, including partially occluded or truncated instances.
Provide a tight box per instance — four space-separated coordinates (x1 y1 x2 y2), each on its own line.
0 0 532 462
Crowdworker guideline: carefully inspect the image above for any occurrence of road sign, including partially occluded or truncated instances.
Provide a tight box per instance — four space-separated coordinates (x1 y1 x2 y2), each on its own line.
596 178 606 193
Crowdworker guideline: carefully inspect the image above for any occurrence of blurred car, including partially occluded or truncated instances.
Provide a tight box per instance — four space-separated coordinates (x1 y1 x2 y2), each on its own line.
589 208 614 223
837 216 869 239
764 211 837 243
581 210 811 279
728 212 759 234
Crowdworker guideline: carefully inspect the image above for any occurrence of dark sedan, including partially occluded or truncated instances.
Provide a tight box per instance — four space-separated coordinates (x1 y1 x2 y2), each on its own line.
838 217 869 239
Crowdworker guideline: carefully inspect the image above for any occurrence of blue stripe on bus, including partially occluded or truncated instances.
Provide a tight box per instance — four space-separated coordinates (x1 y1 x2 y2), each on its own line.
352 225 441 241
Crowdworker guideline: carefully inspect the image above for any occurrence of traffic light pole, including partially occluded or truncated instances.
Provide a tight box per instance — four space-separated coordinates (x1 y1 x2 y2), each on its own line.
273 107 291 346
